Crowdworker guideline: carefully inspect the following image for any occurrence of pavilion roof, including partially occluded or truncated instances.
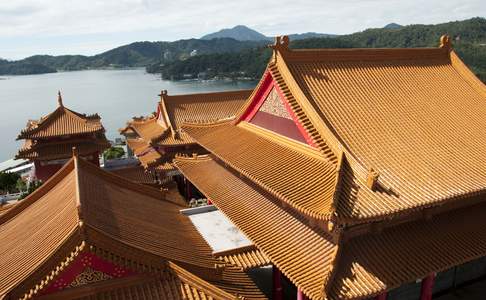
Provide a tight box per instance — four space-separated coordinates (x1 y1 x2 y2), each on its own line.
183 121 339 221
17 93 104 140
175 154 486 300
108 165 157 185
181 35 486 225
175 155 338 300
0 154 265 299
16 138 110 160
121 90 251 149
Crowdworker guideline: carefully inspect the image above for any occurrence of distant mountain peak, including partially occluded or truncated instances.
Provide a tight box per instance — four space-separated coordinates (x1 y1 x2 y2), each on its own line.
384 23 403 29
201 25 270 41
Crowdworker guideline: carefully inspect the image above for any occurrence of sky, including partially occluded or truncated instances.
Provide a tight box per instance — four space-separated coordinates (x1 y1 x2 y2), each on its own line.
0 0 484 60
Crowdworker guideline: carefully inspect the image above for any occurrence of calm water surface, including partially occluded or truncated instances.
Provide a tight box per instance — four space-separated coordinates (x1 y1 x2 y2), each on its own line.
0 69 256 161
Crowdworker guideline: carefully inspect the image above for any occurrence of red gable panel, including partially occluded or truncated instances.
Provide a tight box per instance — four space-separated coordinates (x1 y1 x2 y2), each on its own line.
40 251 136 295
239 71 315 147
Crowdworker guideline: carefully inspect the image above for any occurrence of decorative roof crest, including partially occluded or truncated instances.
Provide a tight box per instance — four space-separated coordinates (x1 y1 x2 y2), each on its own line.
366 168 380 191
57 90 64 107
439 35 452 50
269 35 290 51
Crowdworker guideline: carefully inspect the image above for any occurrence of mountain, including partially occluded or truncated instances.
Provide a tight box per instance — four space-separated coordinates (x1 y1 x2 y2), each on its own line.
156 17 486 83
201 25 269 41
0 38 267 75
288 32 337 40
383 23 403 29
202 25 336 42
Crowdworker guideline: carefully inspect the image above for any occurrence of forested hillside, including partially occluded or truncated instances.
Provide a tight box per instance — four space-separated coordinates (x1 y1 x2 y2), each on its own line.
154 17 486 82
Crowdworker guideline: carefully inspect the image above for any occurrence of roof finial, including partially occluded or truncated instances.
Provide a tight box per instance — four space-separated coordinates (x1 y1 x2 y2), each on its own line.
72 146 79 158
57 90 64 107
439 35 451 50
269 35 290 51
367 168 380 191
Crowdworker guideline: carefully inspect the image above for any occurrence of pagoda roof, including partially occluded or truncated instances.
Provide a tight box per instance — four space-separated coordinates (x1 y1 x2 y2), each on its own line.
16 138 110 160
213 245 271 271
121 90 251 149
183 121 339 221
0 154 265 299
175 154 486 300
109 165 157 185
180 35 486 225
17 93 104 140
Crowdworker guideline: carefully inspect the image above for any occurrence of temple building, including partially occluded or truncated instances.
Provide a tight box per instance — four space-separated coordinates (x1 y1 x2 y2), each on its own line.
120 90 251 180
15 92 110 182
174 35 486 300
0 151 266 299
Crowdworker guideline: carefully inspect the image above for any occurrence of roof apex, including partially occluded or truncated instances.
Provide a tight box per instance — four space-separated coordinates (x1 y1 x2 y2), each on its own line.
439 34 452 50
57 90 64 107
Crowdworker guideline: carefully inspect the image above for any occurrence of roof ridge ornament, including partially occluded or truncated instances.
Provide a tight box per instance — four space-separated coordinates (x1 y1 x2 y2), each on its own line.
269 35 290 51
57 90 64 107
439 35 452 50
366 168 380 191
159 90 168 97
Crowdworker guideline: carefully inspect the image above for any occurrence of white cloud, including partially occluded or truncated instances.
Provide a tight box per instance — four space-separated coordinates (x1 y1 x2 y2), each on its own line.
0 0 483 59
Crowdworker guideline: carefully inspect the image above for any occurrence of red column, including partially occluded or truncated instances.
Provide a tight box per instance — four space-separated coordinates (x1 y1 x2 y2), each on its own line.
185 178 192 200
297 289 308 300
376 292 387 300
420 273 435 300
273 265 283 300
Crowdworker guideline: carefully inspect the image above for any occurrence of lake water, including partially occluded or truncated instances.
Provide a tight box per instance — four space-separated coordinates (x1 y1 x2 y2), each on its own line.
0 69 256 161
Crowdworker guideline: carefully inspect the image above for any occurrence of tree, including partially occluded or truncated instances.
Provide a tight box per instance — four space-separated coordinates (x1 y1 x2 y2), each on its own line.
103 147 125 160
0 172 20 193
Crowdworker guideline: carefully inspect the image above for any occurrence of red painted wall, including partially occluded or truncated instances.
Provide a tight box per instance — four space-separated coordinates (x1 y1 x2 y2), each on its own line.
250 110 308 143
34 152 100 182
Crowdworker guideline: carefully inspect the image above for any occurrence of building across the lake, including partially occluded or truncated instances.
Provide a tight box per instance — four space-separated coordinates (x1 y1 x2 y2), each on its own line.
15 92 110 181
174 35 486 300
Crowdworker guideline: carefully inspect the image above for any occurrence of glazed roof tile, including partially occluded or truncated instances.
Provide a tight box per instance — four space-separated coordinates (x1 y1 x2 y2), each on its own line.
214 245 271 271
267 41 486 220
123 90 251 149
175 154 486 300
16 138 110 160
18 105 104 140
329 200 486 299
175 155 338 300
109 165 157 185
0 156 265 299
182 122 339 220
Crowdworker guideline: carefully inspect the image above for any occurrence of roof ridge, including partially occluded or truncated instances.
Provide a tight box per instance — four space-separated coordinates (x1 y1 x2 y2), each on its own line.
182 118 235 128
75 155 184 207
0 158 76 226
161 89 253 102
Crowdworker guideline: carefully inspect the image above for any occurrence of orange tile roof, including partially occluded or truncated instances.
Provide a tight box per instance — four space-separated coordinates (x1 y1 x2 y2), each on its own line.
175 155 338 300
214 245 271 271
174 36 486 300
249 36 486 223
37 265 240 300
125 138 151 156
126 115 168 144
17 99 104 140
109 165 157 185
175 154 486 300
158 90 251 144
16 139 110 160
123 90 251 150
182 121 339 221
0 156 265 299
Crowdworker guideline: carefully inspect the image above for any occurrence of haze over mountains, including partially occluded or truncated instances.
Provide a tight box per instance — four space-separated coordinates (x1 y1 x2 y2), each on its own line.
0 17 484 80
